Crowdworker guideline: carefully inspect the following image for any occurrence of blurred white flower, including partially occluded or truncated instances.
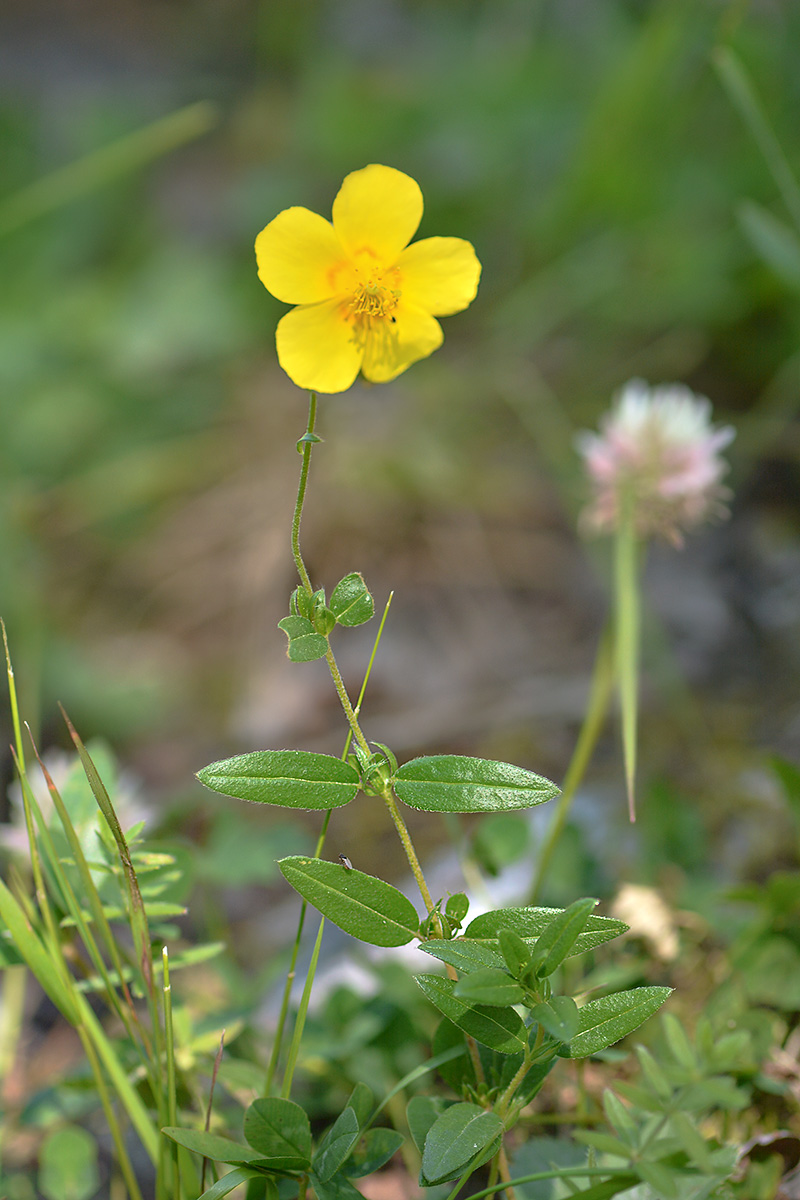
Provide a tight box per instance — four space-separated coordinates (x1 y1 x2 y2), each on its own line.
576 379 736 544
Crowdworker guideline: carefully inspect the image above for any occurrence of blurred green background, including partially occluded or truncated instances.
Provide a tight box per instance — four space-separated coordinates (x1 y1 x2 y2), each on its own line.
1 0 799 881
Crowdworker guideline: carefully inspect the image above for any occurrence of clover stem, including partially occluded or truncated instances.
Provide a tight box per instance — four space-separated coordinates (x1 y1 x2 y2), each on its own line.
291 392 318 595
529 622 614 903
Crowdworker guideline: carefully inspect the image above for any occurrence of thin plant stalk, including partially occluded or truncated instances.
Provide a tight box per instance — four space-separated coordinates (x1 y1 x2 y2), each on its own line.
529 623 615 902
615 502 641 822
162 947 180 1200
713 47 800 234
264 593 394 1096
280 916 326 1099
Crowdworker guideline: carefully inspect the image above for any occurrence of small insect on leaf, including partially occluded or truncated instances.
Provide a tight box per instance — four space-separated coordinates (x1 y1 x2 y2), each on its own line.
339 854 353 871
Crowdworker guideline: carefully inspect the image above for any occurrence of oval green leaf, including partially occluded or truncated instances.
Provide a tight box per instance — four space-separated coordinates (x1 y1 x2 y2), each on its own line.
394 755 559 813
420 939 505 975
278 857 419 947
330 573 374 627
415 973 526 1054
313 1107 360 1181
454 968 524 1007
243 1098 312 1169
465 906 627 955
563 987 672 1059
421 1103 504 1185
197 751 360 811
345 1128 405 1178
277 616 329 662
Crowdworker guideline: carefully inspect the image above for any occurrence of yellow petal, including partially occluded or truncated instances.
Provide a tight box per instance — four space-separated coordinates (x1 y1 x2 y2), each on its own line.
276 300 363 393
255 207 349 305
361 302 443 384
332 165 423 267
397 236 481 316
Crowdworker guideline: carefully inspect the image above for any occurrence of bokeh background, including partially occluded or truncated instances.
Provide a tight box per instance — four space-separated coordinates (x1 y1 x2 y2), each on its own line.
2 0 800 901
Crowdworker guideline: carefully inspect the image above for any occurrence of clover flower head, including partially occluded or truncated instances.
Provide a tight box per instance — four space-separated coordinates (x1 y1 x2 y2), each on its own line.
576 379 736 544
255 164 481 394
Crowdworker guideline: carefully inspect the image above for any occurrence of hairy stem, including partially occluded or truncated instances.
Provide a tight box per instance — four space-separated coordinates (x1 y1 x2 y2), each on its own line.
291 392 318 594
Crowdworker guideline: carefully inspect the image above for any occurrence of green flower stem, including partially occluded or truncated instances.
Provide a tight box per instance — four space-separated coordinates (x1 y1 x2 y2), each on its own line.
324 644 371 757
380 786 436 914
287 409 438 912
616 501 641 823
529 622 614 903
292 393 318 595
281 915 326 1099
265 595 394 1097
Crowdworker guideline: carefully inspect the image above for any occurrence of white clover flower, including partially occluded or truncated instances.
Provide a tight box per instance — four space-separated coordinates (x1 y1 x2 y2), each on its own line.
576 379 736 544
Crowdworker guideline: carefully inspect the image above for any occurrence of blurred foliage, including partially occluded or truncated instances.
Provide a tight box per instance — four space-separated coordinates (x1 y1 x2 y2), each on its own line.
1 0 799 769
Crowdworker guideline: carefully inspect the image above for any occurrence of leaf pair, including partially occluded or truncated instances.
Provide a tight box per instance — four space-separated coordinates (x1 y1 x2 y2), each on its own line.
197 749 558 815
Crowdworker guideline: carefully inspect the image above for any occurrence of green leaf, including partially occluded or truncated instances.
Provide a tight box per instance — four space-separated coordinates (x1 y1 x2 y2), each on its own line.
637 1161 680 1198
277 615 328 662
197 751 360 811
313 1107 360 1181
446 893 470 923
162 1128 269 1166
529 898 598 975
345 1128 405 1177
454 968 524 1007
497 928 532 979
419 939 505 975
345 1082 373 1129
661 1012 698 1070
197 1168 266 1200
563 987 672 1058
671 1111 713 1171
421 1103 504 1185
465 907 626 955
330 573 375 627
415 974 527 1054
39 1126 99 1200
529 996 579 1044
407 1096 443 1155
279 857 419 946
394 755 559 813
738 199 800 289
242 1098 312 1169
310 1173 364 1200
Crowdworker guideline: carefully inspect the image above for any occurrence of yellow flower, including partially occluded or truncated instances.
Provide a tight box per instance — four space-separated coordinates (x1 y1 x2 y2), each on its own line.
255 164 481 393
